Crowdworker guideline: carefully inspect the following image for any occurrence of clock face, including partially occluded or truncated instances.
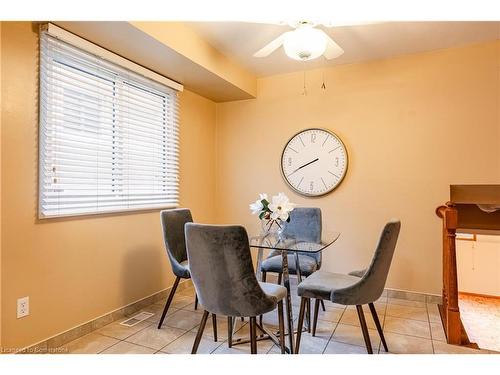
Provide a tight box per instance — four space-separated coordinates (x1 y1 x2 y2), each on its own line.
281 128 348 197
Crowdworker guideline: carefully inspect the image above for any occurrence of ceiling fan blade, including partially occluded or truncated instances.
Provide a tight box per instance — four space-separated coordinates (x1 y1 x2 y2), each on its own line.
322 32 344 60
320 21 381 28
253 32 290 57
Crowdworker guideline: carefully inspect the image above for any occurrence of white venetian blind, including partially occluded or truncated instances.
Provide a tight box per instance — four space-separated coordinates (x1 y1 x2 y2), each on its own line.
39 30 180 218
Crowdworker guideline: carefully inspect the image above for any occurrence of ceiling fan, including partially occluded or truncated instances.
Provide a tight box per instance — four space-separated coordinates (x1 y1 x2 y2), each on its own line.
253 21 345 62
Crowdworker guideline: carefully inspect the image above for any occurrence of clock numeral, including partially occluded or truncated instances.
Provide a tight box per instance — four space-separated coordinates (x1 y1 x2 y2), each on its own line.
309 181 314 191
310 133 317 143
335 157 339 167
287 157 292 167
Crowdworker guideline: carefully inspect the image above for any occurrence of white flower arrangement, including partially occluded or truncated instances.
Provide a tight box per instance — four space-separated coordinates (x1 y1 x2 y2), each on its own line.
249 192 296 226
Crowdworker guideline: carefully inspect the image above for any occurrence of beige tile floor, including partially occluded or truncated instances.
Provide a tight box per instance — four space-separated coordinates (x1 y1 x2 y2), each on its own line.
57 284 497 355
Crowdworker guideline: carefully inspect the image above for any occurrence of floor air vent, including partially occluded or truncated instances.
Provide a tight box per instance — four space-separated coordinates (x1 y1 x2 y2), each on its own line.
119 312 154 327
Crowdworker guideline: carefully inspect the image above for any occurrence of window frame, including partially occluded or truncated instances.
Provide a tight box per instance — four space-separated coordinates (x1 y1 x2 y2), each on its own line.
38 24 182 219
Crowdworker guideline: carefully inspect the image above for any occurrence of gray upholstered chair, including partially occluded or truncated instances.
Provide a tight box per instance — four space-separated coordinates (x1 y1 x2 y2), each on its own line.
157 209 218 341
310 267 368 332
185 223 287 354
295 220 401 354
348 269 367 278
259 207 326 323
260 207 323 282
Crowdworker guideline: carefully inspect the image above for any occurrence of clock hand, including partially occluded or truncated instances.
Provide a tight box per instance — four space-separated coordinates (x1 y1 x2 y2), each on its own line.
287 158 319 177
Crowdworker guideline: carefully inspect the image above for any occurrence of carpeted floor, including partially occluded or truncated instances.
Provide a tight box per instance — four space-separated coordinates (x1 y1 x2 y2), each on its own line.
459 293 500 352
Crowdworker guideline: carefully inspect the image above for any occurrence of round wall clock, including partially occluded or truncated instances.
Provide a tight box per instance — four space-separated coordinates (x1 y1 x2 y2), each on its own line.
280 128 348 197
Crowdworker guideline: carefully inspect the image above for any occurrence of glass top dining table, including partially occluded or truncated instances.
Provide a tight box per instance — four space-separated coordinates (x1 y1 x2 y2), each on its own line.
250 231 341 252
247 231 341 354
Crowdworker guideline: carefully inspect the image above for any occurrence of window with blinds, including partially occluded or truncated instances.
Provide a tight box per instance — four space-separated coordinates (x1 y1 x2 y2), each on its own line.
39 31 180 218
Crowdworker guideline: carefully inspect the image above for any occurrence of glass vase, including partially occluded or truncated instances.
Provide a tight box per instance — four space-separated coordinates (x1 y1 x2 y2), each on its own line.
261 218 285 239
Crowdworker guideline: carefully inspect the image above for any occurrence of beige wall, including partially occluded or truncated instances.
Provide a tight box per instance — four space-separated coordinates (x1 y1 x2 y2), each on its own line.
457 235 500 296
0 21 3 349
215 41 500 295
0 22 216 350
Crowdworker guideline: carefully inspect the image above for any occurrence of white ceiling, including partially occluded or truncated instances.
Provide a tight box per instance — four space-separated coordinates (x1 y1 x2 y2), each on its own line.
188 21 500 77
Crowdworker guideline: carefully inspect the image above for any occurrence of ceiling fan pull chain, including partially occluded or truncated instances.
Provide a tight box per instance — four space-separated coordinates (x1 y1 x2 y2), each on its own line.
302 69 308 96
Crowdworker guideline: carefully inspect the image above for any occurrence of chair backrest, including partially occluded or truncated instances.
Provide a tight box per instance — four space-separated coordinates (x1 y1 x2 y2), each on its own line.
282 207 322 266
160 209 193 278
331 220 401 305
185 223 276 317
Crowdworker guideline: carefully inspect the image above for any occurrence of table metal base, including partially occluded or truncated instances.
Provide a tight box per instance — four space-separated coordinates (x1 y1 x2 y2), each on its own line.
230 321 292 354
251 245 314 353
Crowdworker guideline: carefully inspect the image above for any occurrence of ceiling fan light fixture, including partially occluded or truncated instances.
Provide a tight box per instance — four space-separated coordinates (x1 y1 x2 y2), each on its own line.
283 27 327 61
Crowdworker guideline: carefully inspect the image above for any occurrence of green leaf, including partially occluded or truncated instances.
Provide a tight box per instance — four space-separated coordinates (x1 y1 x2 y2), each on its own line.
259 211 266 220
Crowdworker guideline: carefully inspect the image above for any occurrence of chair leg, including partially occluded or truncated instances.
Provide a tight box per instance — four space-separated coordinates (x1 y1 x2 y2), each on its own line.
307 298 311 333
295 297 307 353
157 276 180 329
191 310 209 354
194 294 198 310
369 302 388 352
259 272 267 326
320 299 326 311
312 299 320 337
249 317 257 354
212 313 218 342
277 301 286 354
356 305 373 354
277 273 282 285
227 316 233 348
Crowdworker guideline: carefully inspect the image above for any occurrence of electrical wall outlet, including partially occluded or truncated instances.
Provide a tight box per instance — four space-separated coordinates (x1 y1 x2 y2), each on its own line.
17 297 29 318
